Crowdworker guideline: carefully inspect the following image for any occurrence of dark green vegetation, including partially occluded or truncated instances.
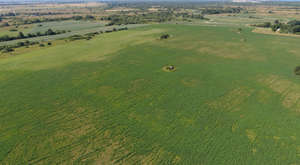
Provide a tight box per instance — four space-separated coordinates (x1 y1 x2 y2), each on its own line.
295 66 300 75
271 20 300 33
254 20 300 34
2 24 300 164
1 16 97 27
0 29 67 42
0 27 128 53
0 40 39 53
160 34 170 39
201 7 243 14
0 20 141 47
103 12 208 26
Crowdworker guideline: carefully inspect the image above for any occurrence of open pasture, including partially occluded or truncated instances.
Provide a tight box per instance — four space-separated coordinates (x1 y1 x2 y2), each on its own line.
1 23 300 164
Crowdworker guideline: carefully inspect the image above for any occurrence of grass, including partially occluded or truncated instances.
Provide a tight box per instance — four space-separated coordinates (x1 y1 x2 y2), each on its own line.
0 25 33 37
0 23 146 46
2 23 300 164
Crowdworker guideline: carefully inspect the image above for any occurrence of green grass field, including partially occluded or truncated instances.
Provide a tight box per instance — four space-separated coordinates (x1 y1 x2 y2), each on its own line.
2 23 300 164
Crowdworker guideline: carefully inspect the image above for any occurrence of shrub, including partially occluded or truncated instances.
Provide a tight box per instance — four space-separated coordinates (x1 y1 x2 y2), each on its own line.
2 47 14 53
17 42 25 47
288 20 300 26
9 29 18 32
160 34 170 40
291 25 300 33
0 22 9 27
254 22 271 28
295 66 300 75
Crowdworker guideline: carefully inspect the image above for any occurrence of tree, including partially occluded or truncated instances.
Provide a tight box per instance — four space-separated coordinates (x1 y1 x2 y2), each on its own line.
254 22 271 28
295 66 300 75
18 32 25 39
2 47 14 53
271 24 281 32
160 34 170 39
0 22 9 27
288 20 300 26
291 25 300 33
45 29 55 35
17 42 25 47
85 15 95 20
72 16 83 20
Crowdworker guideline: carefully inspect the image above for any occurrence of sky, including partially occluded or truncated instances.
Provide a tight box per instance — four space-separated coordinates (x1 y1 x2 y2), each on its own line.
0 0 297 3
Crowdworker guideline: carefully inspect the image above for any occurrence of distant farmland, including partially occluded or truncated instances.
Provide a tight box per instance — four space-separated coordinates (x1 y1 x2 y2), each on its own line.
0 21 146 46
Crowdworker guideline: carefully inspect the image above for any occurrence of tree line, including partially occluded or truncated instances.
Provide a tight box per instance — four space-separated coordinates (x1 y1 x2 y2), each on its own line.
0 40 40 53
0 29 68 42
102 12 208 26
66 27 128 41
0 15 96 27
253 20 300 34
201 7 242 14
1 27 129 53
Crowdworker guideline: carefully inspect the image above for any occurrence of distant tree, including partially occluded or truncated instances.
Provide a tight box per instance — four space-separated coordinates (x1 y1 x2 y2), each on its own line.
295 66 300 75
160 34 170 39
85 15 95 20
72 16 83 20
2 47 14 53
0 35 10 42
288 20 300 26
17 42 25 47
254 22 271 28
18 32 25 39
9 28 18 32
45 29 55 35
271 24 281 32
291 25 300 33
0 22 9 27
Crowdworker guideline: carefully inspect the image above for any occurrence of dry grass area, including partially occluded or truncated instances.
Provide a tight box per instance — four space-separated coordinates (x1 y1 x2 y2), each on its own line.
258 75 300 111
207 87 254 111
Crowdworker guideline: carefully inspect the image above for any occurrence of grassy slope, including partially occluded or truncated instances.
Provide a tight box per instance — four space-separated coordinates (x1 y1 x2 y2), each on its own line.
1 24 300 164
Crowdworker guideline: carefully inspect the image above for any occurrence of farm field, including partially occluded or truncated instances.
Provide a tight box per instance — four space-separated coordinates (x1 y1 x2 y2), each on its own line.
2 22 300 164
0 21 145 46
